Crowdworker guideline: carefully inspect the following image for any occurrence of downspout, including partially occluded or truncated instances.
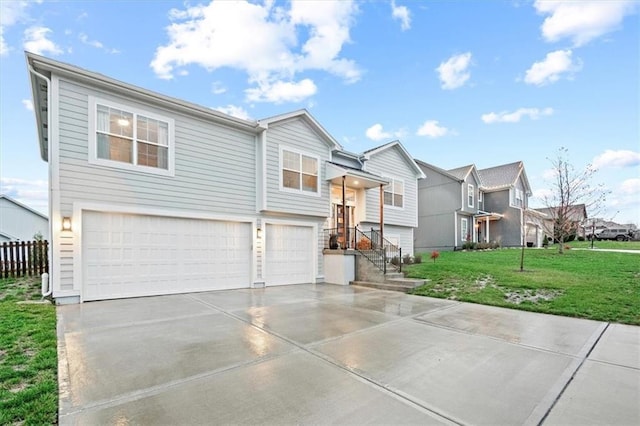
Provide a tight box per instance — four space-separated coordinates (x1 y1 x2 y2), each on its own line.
28 64 53 298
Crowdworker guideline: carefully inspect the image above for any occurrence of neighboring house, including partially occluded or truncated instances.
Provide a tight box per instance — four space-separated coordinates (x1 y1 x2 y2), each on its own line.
26 52 423 304
534 204 588 240
0 194 49 242
414 161 484 251
478 161 537 248
415 160 540 251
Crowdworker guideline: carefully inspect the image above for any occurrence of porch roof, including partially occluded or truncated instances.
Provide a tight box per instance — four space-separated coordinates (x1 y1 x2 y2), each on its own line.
474 211 504 221
325 162 390 189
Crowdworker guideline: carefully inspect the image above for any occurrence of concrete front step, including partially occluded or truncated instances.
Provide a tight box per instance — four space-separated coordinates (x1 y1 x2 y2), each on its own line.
351 279 425 293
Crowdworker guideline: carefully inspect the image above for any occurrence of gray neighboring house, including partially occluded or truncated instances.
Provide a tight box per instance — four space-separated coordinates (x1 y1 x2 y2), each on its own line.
0 194 49 242
26 52 423 304
414 161 483 251
415 160 542 251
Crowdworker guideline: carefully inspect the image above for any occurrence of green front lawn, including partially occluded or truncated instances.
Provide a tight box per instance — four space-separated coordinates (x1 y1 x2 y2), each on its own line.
566 240 640 250
0 277 57 425
407 248 640 325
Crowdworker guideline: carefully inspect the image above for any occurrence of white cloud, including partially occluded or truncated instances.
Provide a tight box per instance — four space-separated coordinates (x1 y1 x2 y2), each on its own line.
211 81 227 95
23 26 63 55
22 99 33 111
391 0 411 31
534 0 638 47
245 78 317 104
592 149 640 169
151 0 360 103
365 123 405 141
0 177 49 214
436 52 472 90
481 107 554 124
1 0 31 55
214 104 251 120
416 120 450 138
524 49 581 86
620 178 640 195
366 124 391 141
79 33 103 49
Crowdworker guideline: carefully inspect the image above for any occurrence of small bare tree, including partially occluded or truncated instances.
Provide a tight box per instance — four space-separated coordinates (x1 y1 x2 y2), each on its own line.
542 147 609 254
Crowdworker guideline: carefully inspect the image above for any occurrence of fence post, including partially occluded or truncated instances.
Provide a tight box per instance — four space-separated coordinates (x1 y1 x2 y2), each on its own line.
399 247 402 273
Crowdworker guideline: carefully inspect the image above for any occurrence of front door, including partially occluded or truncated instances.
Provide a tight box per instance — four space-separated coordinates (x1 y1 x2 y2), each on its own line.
335 204 354 248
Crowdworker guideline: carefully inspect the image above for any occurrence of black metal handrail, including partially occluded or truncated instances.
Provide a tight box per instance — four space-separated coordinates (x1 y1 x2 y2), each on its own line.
352 227 387 273
370 228 402 273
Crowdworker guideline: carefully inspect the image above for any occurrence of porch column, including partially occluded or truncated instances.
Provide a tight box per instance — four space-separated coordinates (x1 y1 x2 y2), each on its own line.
379 183 384 241
342 176 347 248
485 217 490 243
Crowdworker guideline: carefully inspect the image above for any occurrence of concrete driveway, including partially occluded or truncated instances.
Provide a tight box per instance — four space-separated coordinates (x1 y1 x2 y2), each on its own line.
57 284 640 425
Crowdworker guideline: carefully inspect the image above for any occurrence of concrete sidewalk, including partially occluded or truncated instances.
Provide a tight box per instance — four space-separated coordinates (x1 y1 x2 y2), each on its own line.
56 284 640 425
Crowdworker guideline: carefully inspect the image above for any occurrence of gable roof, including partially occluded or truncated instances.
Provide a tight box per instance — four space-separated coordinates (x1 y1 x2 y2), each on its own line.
414 159 461 181
447 164 474 181
364 141 426 178
26 52 260 161
257 109 342 151
0 194 48 220
534 204 588 221
478 161 531 194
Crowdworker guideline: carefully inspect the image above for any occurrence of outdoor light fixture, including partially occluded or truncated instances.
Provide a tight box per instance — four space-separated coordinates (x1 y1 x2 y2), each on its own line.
256 227 262 239
62 217 72 231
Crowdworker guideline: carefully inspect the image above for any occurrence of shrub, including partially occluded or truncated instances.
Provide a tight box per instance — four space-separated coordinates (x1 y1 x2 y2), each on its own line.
542 235 549 247
577 236 585 241
430 250 440 263
390 256 400 266
402 254 413 264
413 254 422 264
462 241 477 250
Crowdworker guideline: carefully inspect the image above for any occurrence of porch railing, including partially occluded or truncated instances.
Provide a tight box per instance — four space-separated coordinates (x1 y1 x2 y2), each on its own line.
322 227 401 274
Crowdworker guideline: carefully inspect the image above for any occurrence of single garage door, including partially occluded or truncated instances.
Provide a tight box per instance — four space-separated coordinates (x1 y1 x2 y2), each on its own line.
265 224 314 286
82 211 252 301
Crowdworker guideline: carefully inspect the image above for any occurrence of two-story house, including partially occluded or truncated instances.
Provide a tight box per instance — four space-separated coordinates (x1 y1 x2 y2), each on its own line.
26 52 423 303
415 160 538 251
414 161 483 251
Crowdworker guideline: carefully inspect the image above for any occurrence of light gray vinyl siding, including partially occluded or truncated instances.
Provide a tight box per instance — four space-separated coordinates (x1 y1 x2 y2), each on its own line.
0 198 49 241
360 222 414 255
331 152 361 169
364 147 418 227
56 79 258 290
264 118 331 217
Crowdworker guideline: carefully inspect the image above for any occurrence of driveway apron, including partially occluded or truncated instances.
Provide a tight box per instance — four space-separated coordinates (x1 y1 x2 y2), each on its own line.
56 284 640 425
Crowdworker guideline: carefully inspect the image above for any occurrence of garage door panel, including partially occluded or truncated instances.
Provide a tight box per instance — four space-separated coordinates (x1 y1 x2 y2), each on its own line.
83 212 251 301
265 224 314 286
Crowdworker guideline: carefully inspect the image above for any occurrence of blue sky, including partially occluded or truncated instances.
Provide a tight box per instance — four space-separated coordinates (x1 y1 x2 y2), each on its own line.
1 0 639 224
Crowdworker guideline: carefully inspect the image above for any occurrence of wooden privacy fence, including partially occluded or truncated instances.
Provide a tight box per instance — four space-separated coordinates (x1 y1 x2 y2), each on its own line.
1 240 49 278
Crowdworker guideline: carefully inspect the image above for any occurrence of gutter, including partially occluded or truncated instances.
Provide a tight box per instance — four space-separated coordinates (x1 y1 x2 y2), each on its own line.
27 63 53 298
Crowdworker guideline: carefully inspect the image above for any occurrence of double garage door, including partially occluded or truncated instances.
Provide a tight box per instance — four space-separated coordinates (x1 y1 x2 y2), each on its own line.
82 211 314 301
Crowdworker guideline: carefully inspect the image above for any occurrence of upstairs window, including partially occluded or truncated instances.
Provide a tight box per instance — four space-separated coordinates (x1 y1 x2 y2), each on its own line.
512 188 524 208
468 184 475 207
281 148 319 195
384 177 404 208
90 97 174 176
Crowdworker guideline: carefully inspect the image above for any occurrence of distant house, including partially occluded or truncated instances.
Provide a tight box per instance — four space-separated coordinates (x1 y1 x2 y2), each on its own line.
0 194 49 242
415 160 543 251
534 204 588 240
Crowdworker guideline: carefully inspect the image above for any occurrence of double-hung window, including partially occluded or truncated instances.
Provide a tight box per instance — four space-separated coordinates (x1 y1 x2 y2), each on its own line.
90 97 174 176
383 177 404 208
281 148 319 195
468 184 475 208
512 188 524 208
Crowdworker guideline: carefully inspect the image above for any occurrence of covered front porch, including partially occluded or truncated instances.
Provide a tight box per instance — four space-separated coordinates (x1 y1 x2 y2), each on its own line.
474 211 504 244
324 162 390 250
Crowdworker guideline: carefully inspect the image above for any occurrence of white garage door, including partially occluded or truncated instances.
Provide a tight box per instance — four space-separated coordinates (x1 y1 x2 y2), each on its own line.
82 211 252 301
265 224 314 286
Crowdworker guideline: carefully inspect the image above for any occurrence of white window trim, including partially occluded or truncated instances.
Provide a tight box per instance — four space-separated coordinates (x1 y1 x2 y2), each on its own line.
479 191 483 202
510 187 524 208
278 145 321 197
88 96 175 177
468 184 474 208
382 176 405 210
461 217 468 242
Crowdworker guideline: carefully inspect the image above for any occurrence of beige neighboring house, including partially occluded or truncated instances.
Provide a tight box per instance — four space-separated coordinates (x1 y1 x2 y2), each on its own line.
534 204 588 241
0 194 49 242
